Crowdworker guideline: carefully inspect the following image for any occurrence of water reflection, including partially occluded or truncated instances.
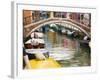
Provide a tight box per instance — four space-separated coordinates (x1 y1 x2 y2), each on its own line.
36 24 91 67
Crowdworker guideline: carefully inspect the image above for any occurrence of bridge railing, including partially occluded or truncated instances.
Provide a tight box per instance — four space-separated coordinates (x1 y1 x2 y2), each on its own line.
23 16 90 28
24 17 90 31
23 16 91 38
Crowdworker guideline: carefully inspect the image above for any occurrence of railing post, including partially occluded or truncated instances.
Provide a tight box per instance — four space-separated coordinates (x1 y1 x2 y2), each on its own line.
67 13 70 19
50 11 54 18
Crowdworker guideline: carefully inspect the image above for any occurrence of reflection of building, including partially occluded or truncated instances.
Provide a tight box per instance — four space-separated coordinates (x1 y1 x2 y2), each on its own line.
46 31 58 47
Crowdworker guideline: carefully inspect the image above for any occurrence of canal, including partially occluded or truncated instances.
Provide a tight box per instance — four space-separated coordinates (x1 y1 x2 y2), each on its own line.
42 26 91 67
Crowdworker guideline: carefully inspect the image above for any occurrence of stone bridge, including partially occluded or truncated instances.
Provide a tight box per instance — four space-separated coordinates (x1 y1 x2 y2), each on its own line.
23 18 90 38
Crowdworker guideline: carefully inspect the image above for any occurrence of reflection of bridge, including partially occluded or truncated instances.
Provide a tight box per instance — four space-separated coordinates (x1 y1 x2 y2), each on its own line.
23 18 90 38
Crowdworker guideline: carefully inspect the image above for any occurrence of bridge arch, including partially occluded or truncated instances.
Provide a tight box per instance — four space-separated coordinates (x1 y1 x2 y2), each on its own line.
24 18 90 38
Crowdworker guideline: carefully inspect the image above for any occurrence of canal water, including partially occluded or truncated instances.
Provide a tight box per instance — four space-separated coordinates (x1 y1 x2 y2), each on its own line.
43 31 91 67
